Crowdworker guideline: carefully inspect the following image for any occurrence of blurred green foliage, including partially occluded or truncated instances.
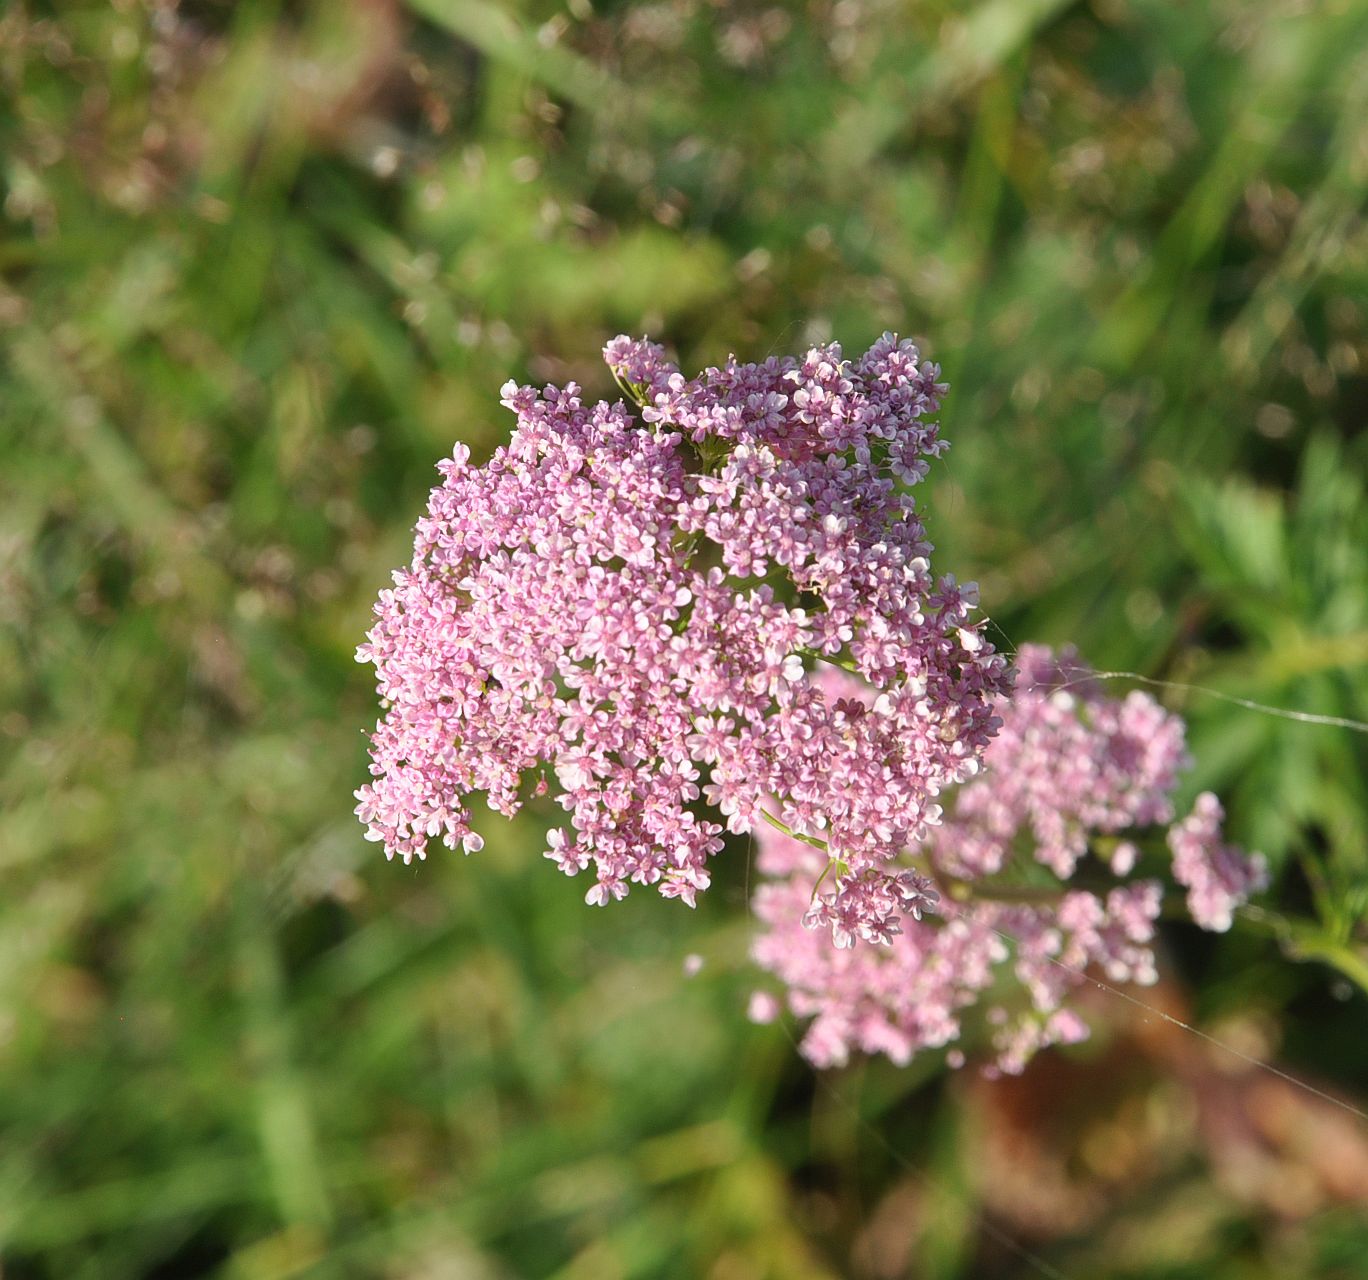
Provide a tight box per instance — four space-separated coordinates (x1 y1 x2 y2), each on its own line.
2 0 1367 1276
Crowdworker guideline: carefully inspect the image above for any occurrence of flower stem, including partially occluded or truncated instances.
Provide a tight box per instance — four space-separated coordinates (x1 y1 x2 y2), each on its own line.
800 647 861 675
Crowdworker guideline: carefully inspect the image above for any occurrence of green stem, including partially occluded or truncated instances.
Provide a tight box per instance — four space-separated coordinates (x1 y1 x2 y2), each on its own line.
809 859 834 903
800 647 861 675
1239 905 1368 996
757 809 850 903
610 368 650 409
1294 939 1368 995
941 878 1069 906
758 807 829 852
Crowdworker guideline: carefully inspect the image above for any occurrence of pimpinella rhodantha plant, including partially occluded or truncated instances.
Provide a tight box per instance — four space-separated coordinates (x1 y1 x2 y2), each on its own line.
356 335 1266 1071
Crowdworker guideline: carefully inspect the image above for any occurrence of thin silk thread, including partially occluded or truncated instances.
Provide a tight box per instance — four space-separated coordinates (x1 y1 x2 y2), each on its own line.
982 615 1368 735
966 914 1368 1126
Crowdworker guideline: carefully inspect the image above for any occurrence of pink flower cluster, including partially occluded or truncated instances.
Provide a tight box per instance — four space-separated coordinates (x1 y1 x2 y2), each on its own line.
355 335 1008 919
1168 792 1268 932
750 646 1267 1073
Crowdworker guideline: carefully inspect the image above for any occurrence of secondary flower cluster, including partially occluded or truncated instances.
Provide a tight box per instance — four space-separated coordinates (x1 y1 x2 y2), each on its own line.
356 335 1009 922
749 646 1268 1073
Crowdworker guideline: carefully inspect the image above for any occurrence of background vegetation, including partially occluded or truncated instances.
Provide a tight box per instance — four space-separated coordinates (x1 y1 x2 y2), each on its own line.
3 0 1367 1275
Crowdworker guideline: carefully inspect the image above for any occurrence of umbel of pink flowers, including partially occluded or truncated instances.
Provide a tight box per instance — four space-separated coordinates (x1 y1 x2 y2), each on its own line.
749 646 1267 1074
357 333 1007 936
356 334 1265 1073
